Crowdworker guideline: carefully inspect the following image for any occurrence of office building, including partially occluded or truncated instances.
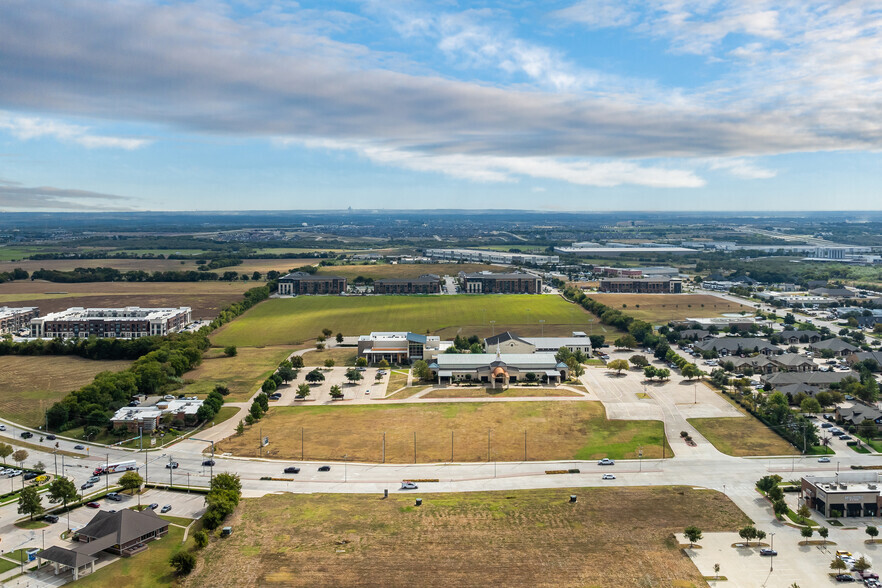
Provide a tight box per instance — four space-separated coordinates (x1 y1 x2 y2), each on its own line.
598 278 682 294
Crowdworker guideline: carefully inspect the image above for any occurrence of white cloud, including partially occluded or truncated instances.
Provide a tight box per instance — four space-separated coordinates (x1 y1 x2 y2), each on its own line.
0 112 149 150
706 158 777 179
550 0 640 29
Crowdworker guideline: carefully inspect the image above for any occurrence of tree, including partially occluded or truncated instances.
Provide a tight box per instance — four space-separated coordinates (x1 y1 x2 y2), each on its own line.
644 366 657 380
277 364 295 384
345 368 363 384
324 358 336 368
800 397 822 415
224 345 237 357
830 557 847 573
566 357 585 379
329 385 343 399
713 563 720 580
17 485 43 520
866 525 879 542
797 503 811 523
119 470 144 495
322 328 333 338
629 355 649 368
244 414 255 426
412 360 432 382
614 335 638 349
773 499 789 518
738 525 757 545
800 526 813 544
48 477 79 529
607 359 629 374
291 355 304 368
336 332 344 343
767 485 784 502
305 368 325 384
355 357 368 367
315 342 325 351
170 551 196 575
854 556 871 572
859 418 878 440
33 461 45 472
296 383 311 398
683 525 702 547
756 529 767 543
194 529 209 549
818 526 829 544
236 420 245 435
261 379 277 394
12 449 28 468
0 443 11 464
682 363 703 380
249 402 263 421
655 368 670 381
756 475 782 493
378 359 390 369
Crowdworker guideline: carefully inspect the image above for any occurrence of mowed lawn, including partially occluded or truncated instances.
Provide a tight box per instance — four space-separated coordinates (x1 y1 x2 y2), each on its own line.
212 295 619 347
217 401 670 462
185 487 750 588
0 356 131 426
688 416 799 456
178 346 298 402
587 293 752 322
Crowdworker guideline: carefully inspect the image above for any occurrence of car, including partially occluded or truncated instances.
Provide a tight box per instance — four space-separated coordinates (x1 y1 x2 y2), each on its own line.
831 428 842 435
86 501 100 508
20 431 33 439
598 458 615 466
166 462 179 469
318 465 331 472
759 549 777 556
74 444 85 450
284 466 301 474
88 476 100 483
160 505 172 513
819 457 831 463
7 470 21 477
106 492 121 501
364 389 371 394
602 474 616 480
202 460 215 466
836 550 852 558
221 526 233 537
42 514 59 523
46 434 56 440
48 496 60 504
270 393 282 399
400 481 418 490
356 367 367 371
23 472 38 480
0 425 5 431
81 482 94 490
835 574 856 582
148 503 159 510
163 395 175 401
822 423 833 428
861 571 880 580
840 435 853 441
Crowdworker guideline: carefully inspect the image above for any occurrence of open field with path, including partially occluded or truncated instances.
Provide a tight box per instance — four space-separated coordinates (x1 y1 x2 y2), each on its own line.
179 346 298 402
212 295 621 347
300 347 357 366
688 415 800 456
185 487 750 588
0 356 131 426
587 293 752 323
0 280 253 318
217 401 670 462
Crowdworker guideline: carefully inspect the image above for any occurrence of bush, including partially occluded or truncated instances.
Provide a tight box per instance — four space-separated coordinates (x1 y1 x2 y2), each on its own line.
170 551 196 575
194 530 208 549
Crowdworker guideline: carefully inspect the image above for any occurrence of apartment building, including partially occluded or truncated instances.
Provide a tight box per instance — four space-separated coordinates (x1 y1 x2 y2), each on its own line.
29 307 191 339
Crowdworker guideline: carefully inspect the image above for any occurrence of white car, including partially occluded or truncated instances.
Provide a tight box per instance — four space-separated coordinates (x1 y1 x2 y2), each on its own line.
602 474 616 480
0 425 5 431
818 457 831 463
598 458 615 466
400 481 418 490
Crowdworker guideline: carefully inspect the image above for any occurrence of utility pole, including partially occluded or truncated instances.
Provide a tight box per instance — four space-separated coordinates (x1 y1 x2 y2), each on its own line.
413 431 416 464
105 454 109 491
169 456 173 487
524 430 527 461
487 429 491 462
382 431 385 464
451 431 454 462
301 427 304 461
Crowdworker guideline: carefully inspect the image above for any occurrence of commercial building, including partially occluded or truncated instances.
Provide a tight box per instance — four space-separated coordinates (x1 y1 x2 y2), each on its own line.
37 509 170 580
357 332 450 364
555 244 696 256
0 306 39 334
728 353 816 374
808 338 860 357
462 271 542 294
676 317 759 331
802 473 882 518
836 404 882 433
277 272 347 295
29 307 191 339
693 337 781 356
374 274 441 294
762 370 858 388
594 266 679 278
430 351 568 386
776 330 822 344
598 277 682 294
483 331 592 355
110 398 204 432
425 248 558 266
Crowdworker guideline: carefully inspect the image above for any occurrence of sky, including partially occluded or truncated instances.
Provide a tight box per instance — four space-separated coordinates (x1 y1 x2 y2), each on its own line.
1 0 881 212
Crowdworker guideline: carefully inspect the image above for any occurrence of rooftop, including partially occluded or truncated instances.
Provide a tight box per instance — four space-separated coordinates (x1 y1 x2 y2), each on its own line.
37 306 190 321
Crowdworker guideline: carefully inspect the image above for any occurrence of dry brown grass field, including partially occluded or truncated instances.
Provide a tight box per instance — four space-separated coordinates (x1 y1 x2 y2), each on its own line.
0 257 320 276
0 280 253 318
0 356 131 426
299 347 357 366
186 487 750 588
178 346 298 402
587 293 751 322
217 401 670 462
315 262 500 280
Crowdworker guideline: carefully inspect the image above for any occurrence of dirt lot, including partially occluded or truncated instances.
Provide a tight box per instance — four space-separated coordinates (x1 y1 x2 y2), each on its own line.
185 487 750 588
0 280 253 318
587 293 751 322
217 401 670 462
0 355 131 426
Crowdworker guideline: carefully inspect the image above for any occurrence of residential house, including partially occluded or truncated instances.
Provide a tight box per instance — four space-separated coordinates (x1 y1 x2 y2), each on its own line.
809 338 860 357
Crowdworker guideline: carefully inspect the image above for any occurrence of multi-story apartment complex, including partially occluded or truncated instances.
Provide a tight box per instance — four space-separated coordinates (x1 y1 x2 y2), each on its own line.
374 274 441 294
462 271 542 294
598 278 682 293
29 307 191 339
277 272 347 295
0 306 39 334
425 248 559 266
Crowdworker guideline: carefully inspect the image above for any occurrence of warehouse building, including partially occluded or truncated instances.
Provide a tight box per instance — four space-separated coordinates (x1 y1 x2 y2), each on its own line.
598 277 682 293
277 272 347 295
29 307 191 339
0 306 39 334
462 271 542 294
374 274 441 294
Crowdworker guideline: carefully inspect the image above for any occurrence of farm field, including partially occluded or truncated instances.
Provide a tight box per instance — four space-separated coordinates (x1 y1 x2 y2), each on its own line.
212 294 620 347
315 262 500 280
178 346 298 402
217 401 670 462
586 293 751 322
688 416 799 456
0 257 321 277
0 280 254 318
0 356 131 427
185 487 750 588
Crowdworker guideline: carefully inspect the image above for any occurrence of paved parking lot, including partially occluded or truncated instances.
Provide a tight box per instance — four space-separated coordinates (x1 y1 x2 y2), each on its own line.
274 367 386 405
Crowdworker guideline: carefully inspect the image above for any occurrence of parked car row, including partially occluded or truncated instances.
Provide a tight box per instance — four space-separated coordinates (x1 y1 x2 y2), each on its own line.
0 468 23 477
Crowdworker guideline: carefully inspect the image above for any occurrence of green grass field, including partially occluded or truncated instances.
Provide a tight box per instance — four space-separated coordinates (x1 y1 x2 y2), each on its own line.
212 295 617 347
218 401 670 462
688 416 799 456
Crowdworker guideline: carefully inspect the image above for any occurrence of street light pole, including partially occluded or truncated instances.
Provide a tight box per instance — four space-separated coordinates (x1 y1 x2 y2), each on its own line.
770 533 775 572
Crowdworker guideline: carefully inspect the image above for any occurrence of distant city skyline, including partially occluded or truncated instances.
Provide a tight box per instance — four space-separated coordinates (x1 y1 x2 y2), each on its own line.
1 1 881 212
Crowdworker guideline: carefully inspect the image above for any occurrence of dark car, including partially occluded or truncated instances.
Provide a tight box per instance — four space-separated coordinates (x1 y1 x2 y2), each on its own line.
835 574 856 582
81 482 94 490
46 434 56 440
20 431 33 439
106 492 122 501
74 445 85 450
318 465 331 472
43 514 59 523
23 472 38 480
284 466 301 474
202 459 215 466
85 501 100 508
148 503 159 510
759 548 777 556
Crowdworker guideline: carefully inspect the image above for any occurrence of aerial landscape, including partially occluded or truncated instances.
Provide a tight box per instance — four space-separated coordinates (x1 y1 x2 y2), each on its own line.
1 2 882 587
